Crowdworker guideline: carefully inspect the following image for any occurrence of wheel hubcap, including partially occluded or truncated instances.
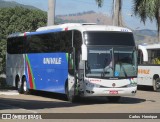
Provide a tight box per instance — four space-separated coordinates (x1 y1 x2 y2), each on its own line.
156 81 160 89
18 81 21 89
23 81 27 91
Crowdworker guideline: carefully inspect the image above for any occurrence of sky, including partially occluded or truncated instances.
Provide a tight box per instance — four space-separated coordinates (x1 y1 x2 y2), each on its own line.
5 0 157 30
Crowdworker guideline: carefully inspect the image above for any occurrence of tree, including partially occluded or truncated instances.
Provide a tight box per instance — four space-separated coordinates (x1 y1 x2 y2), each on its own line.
0 7 47 74
133 0 160 42
95 0 104 7
95 0 123 26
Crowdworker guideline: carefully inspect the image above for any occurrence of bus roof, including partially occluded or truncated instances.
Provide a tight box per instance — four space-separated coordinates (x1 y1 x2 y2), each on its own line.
7 32 25 38
138 43 160 49
36 23 132 32
8 23 132 38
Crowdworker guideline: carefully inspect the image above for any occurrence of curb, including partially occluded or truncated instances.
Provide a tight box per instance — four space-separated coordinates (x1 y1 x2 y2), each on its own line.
0 90 19 95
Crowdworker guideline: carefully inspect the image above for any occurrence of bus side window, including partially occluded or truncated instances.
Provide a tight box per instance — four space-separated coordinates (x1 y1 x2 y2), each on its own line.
148 49 154 64
150 49 160 64
7 37 24 54
138 50 143 65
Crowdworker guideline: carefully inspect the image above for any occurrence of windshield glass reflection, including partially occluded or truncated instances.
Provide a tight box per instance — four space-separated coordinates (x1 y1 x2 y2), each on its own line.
85 46 137 79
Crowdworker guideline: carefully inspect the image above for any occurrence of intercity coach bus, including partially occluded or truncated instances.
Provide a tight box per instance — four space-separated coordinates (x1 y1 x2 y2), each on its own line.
6 23 137 102
137 44 160 92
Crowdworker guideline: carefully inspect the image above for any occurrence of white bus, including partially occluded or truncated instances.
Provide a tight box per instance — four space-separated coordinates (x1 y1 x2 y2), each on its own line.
6 23 137 102
138 44 160 92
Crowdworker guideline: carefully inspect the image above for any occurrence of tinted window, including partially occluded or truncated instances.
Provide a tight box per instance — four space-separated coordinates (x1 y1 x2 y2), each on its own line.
26 31 73 53
7 37 25 54
147 49 160 65
26 34 49 53
138 50 143 64
7 30 81 54
84 31 135 46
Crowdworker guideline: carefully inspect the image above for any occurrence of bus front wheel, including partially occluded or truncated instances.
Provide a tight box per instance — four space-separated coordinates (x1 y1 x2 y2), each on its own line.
153 78 160 92
65 82 77 102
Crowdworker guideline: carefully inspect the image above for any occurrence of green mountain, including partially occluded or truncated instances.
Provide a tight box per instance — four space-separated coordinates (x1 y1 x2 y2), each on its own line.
0 0 39 10
0 0 157 44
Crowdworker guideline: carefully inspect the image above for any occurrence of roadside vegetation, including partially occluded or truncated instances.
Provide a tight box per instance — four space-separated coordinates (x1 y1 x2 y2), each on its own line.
0 7 47 75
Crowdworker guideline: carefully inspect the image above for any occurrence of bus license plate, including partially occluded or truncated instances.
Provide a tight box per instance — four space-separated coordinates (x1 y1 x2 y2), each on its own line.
109 91 118 94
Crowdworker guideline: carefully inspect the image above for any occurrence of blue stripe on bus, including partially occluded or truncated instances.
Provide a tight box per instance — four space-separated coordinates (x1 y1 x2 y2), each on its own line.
27 28 63 36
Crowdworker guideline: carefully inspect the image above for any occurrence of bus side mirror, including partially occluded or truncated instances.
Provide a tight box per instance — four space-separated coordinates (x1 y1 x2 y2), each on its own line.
81 44 87 61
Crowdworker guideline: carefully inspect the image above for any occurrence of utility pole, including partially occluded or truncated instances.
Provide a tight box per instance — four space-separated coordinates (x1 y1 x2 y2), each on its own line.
47 0 56 26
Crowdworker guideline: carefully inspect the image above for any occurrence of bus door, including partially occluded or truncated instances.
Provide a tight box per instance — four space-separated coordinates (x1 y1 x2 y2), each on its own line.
68 30 83 99
67 31 77 100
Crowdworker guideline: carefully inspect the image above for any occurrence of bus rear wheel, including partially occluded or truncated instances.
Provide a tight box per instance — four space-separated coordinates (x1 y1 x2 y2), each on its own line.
22 77 30 94
153 78 160 92
17 80 23 94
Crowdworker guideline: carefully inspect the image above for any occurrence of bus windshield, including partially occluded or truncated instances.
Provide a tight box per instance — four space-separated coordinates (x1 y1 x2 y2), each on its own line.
85 46 137 79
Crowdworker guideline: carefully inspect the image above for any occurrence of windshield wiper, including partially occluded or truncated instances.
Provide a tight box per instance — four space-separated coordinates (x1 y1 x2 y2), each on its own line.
101 69 105 78
101 48 114 78
101 61 113 78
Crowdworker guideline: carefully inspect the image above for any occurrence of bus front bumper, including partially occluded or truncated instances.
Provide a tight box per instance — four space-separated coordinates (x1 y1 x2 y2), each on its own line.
84 86 137 97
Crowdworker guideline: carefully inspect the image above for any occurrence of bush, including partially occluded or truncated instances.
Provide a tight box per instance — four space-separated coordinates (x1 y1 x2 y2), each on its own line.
0 7 47 74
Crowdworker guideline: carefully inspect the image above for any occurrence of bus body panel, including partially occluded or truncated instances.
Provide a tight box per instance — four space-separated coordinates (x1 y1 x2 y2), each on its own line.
86 78 136 88
138 65 160 86
6 54 25 86
83 78 137 96
25 53 68 93
84 87 137 96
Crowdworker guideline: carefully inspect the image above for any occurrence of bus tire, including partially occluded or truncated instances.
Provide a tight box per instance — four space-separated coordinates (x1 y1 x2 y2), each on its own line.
22 77 30 94
17 79 23 94
15 75 19 90
107 96 121 102
65 82 77 103
153 78 160 92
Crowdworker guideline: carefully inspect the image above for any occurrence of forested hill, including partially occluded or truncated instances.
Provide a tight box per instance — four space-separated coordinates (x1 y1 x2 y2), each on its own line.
0 0 39 10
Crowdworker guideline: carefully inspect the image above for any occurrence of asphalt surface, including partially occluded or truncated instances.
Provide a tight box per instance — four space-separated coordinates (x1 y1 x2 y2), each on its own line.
0 86 159 121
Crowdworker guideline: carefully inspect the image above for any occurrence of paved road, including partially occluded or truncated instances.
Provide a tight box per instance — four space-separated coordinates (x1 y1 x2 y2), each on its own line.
0 86 159 120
